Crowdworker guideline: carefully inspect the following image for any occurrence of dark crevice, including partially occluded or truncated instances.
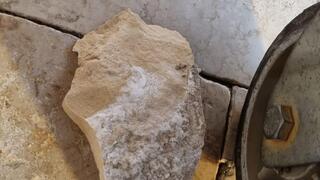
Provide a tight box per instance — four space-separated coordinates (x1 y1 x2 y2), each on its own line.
216 85 233 179
0 8 83 38
200 70 247 179
199 71 249 89
220 82 233 159
216 86 236 179
220 84 233 157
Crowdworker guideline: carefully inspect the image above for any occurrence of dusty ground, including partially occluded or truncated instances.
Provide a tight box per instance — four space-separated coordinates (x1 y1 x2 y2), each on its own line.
0 44 98 180
0 14 99 180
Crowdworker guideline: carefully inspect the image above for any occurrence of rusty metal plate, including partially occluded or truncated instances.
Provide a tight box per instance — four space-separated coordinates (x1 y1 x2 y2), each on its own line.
236 2 320 180
262 9 320 167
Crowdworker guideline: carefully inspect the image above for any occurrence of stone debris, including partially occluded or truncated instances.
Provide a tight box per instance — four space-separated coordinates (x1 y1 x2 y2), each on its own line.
63 9 205 180
200 78 231 161
222 86 247 161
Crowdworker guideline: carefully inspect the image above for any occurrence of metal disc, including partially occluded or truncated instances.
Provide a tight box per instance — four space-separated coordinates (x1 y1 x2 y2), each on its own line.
236 3 320 180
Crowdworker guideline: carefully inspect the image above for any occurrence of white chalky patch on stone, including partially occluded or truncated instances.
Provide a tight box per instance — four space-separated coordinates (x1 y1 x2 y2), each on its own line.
87 65 163 134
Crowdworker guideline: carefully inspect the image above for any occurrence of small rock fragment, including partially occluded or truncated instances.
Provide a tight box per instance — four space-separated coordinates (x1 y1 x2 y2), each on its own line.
200 78 231 160
63 10 205 180
222 86 247 161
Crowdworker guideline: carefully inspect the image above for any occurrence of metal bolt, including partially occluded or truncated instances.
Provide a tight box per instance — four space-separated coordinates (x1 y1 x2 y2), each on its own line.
264 105 295 140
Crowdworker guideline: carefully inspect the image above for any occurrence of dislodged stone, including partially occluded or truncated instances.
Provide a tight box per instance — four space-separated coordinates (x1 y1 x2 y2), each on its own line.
200 78 231 161
0 13 98 179
63 10 205 180
222 86 247 161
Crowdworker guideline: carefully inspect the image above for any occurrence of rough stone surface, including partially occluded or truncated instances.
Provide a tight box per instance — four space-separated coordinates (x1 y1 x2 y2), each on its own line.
0 13 98 179
222 87 247 161
200 78 231 161
63 10 205 180
0 0 318 85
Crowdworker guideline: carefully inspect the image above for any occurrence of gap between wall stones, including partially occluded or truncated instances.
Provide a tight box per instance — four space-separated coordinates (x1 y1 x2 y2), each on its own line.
216 85 233 179
0 8 252 90
200 71 249 89
200 73 249 179
0 8 83 38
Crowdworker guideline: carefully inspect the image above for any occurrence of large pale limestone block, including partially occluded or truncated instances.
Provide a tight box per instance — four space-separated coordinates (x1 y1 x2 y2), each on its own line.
0 13 98 179
200 78 231 161
0 0 317 85
63 10 205 180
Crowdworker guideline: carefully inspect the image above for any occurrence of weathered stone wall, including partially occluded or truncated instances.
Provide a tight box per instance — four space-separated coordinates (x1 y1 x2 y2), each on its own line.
0 0 318 85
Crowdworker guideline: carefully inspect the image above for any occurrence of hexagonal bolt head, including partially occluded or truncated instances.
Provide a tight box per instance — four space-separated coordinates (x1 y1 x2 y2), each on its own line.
264 105 295 140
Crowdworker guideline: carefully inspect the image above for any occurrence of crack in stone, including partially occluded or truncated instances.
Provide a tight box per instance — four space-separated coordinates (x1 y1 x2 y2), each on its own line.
0 8 83 38
199 71 249 89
